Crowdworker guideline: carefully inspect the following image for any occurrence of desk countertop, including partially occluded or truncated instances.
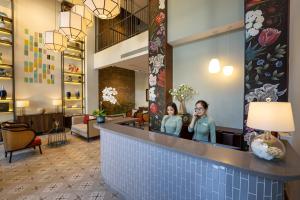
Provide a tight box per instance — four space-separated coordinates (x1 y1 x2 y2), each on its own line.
95 118 300 181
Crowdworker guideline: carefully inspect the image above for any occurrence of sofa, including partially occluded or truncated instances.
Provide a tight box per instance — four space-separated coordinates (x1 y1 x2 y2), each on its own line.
71 115 99 142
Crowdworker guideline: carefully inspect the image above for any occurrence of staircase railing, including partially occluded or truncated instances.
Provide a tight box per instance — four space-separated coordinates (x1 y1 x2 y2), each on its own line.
95 5 149 52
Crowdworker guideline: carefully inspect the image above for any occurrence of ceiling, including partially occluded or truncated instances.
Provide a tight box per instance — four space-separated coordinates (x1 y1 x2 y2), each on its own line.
112 53 148 73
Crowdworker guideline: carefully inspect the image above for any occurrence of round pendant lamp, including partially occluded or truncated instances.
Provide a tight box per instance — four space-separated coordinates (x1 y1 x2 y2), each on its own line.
59 11 87 41
66 0 84 5
44 30 68 52
72 4 93 28
83 0 121 19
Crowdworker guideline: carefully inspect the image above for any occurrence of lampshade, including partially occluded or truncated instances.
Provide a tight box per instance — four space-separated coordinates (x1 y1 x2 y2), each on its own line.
247 102 295 132
66 0 83 5
43 30 68 52
223 65 234 76
208 58 221 74
72 4 93 28
52 100 62 106
59 11 87 41
83 0 121 19
16 100 30 108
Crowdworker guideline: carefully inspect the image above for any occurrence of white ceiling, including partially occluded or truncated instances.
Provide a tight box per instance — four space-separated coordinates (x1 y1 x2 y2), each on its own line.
113 53 148 73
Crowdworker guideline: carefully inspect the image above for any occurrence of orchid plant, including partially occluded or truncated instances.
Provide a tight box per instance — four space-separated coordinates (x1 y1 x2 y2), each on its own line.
102 87 118 105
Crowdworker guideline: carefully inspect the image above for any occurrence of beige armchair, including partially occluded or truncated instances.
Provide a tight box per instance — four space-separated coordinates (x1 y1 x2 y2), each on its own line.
71 115 99 142
2 127 42 163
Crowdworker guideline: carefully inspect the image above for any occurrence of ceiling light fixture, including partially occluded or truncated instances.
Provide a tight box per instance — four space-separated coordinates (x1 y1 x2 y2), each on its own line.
83 0 121 19
71 4 94 28
59 11 87 41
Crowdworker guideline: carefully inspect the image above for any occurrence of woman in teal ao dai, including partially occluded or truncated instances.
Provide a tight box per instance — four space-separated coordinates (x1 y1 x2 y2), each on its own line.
160 102 183 137
188 100 216 143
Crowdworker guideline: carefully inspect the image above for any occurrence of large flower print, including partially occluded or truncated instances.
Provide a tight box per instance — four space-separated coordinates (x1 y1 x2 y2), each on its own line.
155 12 165 26
159 0 165 10
149 37 162 53
157 68 165 87
245 83 286 103
149 74 157 87
246 10 264 39
149 87 156 102
149 54 165 74
258 28 281 46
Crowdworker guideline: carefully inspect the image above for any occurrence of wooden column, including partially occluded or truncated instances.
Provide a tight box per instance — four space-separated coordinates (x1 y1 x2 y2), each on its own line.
243 0 289 149
148 0 173 131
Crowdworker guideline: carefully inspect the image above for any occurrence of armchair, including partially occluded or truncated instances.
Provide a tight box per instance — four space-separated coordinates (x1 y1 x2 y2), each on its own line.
71 115 99 142
2 127 42 163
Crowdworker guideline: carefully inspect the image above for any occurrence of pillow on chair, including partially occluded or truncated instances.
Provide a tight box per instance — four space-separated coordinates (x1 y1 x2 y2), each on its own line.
83 115 90 124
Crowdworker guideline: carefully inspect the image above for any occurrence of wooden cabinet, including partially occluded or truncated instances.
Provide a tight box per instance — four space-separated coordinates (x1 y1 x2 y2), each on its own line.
16 113 63 134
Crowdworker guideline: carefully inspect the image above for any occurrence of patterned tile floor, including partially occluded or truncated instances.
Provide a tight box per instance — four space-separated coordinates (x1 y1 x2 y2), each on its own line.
0 132 120 200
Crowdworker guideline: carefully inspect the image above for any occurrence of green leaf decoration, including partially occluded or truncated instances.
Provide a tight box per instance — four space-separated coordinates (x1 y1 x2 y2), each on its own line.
255 74 259 81
263 64 269 70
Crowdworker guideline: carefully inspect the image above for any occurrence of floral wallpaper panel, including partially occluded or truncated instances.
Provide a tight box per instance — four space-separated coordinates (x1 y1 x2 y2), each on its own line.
243 0 289 149
148 0 168 131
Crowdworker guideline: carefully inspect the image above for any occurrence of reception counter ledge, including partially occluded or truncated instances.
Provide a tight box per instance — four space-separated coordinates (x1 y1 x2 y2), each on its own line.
95 118 300 200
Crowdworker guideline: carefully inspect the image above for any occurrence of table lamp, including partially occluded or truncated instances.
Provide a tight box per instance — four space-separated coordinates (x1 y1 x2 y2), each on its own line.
247 99 295 160
16 100 30 116
52 99 62 113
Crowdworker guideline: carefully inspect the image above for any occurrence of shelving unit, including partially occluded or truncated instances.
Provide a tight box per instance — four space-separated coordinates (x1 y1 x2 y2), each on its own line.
61 40 86 116
0 0 15 122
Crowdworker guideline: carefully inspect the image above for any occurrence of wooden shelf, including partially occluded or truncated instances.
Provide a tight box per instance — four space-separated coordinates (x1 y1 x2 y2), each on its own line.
64 54 83 60
64 81 84 85
0 27 12 35
67 45 83 52
64 72 83 76
0 76 13 80
65 107 84 110
0 16 13 24
0 39 12 46
0 64 13 68
0 98 13 102
64 98 83 101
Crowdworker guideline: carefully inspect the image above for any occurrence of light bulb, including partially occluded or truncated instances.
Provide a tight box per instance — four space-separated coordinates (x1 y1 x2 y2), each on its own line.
223 66 234 76
208 58 221 74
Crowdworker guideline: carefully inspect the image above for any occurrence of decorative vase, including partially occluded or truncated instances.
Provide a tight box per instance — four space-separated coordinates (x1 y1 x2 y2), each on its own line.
66 91 71 99
75 91 80 99
97 116 105 123
250 132 286 160
178 100 187 114
0 85 7 100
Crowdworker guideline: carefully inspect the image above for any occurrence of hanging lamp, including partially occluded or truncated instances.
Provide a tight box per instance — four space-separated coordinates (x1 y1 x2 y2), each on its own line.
59 11 87 41
66 0 84 5
83 0 121 19
43 0 67 52
71 4 94 28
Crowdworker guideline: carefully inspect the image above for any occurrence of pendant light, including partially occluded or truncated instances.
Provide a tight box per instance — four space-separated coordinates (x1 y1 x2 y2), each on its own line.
83 0 121 19
59 11 87 41
71 4 94 28
43 0 67 52
66 0 84 5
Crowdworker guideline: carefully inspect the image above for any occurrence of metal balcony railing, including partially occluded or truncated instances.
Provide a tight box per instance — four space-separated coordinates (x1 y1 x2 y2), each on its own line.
96 5 149 52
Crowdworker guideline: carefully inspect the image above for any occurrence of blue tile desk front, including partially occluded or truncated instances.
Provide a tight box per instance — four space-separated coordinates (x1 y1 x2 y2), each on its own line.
95 119 300 200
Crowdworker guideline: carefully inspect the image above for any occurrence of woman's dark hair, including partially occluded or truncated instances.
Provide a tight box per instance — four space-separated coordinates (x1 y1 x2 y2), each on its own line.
166 102 178 115
195 100 209 110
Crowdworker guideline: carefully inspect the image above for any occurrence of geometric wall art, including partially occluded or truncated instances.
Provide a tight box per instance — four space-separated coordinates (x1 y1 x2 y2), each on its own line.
23 28 56 84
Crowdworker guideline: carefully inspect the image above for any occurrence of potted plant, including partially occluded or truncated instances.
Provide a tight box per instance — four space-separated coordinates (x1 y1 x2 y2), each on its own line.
93 109 106 123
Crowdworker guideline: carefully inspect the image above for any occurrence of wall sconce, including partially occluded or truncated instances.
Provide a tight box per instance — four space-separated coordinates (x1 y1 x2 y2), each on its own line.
223 65 234 76
208 58 221 74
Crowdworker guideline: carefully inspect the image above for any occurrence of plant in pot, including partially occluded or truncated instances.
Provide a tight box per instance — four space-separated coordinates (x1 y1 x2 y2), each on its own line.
93 109 106 123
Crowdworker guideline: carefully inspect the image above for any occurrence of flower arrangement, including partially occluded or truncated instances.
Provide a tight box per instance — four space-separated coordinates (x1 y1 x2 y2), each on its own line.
102 87 118 105
169 84 196 102
169 84 196 114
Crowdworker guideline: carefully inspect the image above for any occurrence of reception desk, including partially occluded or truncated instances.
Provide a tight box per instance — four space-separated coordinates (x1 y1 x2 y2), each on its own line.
95 118 300 200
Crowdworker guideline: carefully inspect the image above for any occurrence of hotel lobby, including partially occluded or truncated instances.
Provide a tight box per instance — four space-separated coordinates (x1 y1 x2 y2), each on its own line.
0 0 300 199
